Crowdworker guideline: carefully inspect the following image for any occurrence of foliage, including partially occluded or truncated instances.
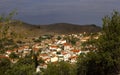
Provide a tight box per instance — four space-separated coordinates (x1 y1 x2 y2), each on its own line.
81 38 97 51
64 36 79 45
0 10 18 53
6 57 36 75
38 58 44 64
77 11 120 75
9 52 19 59
33 54 39 68
77 52 115 75
0 58 11 75
44 61 76 75
57 36 61 40
0 10 17 38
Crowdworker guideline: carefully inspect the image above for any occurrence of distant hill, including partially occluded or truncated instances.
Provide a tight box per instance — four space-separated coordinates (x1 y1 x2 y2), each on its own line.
4 21 101 37
40 23 101 34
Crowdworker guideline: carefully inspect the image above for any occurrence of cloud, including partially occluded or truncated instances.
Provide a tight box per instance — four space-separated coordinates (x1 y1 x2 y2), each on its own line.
0 0 120 26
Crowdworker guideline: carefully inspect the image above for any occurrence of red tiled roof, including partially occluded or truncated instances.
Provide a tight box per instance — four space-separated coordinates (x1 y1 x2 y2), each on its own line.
71 49 80 53
0 55 9 59
63 43 70 46
40 53 48 57
61 51 67 55
23 45 29 48
50 46 58 48
69 56 78 60
6 50 12 53
44 58 50 61
33 48 39 51
18 47 24 50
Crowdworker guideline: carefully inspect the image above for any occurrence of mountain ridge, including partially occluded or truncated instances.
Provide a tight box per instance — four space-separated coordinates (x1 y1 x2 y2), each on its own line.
6 21 101 37
38 23 101 34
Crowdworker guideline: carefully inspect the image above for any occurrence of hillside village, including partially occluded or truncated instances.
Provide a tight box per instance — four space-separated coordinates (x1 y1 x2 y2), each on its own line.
0 10 119 75
0 32 100 72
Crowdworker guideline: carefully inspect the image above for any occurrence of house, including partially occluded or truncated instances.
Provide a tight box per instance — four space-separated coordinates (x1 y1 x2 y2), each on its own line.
94 36 99 39
56 40 61 45
44 57 50 63
63 43 71 50
0 55 9 59
51 51 57 55
33 43 41 49
69 56 78 63
50 56 58 62
17 47 24 53
6 50 13 55
33 48 39 53
23 45 29 49
81 36 90 42
60 40 67 44
39 53 49 60
23 46 32 54
49 46 58 50
58 55 64 62
61 51 71 61
36 66 41 73
63 53 71 61
40 64 47 69
81 50 90 54
70 49 81 55
0 55 10 61
56 48 62 52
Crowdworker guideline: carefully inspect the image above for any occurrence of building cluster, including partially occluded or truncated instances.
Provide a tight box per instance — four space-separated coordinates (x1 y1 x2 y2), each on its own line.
0 33 100 70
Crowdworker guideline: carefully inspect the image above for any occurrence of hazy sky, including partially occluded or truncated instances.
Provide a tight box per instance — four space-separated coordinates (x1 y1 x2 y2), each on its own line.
0 0 120 26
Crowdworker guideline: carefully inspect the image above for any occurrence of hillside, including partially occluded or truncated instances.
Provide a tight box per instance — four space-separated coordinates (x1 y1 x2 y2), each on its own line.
3 21 101 37
40 23 101 34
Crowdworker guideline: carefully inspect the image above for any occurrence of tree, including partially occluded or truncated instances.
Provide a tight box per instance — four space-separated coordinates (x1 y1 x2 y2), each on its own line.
0 57 11 75
77 11 120 75
0 10 17 53
96 11 120 75
33 54 39 68
6 57 36 75
44 61 76 75
57 36 61 40
0 10 17 39
9 52 19 60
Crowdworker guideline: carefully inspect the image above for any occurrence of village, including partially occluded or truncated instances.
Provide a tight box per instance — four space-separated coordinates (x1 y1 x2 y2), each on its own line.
0 32 100 71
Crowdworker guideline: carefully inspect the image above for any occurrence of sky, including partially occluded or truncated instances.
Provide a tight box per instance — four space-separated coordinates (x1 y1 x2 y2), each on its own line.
0 0 120 26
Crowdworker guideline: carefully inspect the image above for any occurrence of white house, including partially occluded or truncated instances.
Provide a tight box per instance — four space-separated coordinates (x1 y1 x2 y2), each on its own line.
56 48 62 52
69 56 77 63
49 46 58 50
63 53 71 61
63 43 71 50
36 66 41 73
50 56 58 62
